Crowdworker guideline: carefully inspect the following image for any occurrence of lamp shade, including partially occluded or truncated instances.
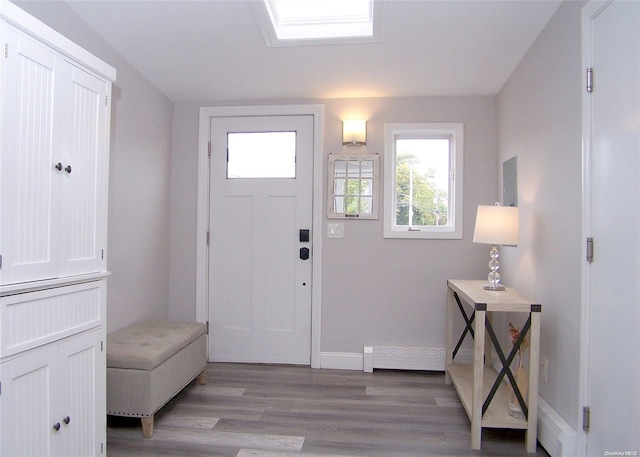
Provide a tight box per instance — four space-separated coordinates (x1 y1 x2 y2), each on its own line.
473 205 519 246
343 120 366 145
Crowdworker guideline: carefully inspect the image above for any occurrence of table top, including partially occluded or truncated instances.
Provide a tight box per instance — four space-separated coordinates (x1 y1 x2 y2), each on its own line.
447 279 541 313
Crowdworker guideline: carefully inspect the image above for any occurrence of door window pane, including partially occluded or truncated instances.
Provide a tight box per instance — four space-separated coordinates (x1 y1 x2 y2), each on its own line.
227 131 296 178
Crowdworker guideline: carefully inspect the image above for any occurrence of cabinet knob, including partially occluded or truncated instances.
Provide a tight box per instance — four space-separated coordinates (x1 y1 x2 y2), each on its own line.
53 422 61 432
55 162 63 171
65 165 72 174
63 416 70 425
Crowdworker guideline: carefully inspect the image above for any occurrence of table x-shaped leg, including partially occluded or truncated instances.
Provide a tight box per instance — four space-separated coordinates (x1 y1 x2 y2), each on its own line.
482 316 531 418
452 292 475 360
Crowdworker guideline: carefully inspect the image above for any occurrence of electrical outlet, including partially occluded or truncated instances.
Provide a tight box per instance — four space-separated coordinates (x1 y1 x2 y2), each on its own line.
541 357 548 383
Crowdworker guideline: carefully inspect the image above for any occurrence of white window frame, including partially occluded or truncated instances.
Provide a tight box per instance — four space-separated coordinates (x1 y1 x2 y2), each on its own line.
383 123 464 239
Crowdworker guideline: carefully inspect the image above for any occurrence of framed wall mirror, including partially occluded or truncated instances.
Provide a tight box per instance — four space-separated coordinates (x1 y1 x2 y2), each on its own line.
327 154 379 219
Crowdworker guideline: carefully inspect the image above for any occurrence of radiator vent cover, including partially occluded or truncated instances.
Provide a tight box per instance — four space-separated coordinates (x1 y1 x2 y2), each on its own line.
537 396 577 457
363 345 472 372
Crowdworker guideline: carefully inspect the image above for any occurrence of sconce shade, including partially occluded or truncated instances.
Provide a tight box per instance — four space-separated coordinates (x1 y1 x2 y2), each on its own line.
473 204 519 246
343 120 366 145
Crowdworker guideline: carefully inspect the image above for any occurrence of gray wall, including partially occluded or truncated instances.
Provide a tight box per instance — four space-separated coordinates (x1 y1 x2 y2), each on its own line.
496 0 585 430
14 1 175 332
169 96 496 353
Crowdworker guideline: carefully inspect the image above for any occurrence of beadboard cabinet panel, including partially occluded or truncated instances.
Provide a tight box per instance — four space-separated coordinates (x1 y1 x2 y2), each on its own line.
61 62 109 278
0 280 104 358
58 329 106 456
0 344 56 457
0 23 110 286
0 329 105 457
0 22 64 285
0 3 114 456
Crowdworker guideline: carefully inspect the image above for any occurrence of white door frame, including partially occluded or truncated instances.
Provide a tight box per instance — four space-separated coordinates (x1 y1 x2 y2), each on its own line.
579 2 604 451
196 104 324 368
579 1 630 453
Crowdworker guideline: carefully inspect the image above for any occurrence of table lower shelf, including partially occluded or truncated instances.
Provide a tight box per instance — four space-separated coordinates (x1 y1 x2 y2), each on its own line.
447 363 529 429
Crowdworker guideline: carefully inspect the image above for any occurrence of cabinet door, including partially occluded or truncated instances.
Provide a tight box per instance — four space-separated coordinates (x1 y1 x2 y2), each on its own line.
59 63 109 277
0 23 65 285
0 346 58 457
57 330 105 457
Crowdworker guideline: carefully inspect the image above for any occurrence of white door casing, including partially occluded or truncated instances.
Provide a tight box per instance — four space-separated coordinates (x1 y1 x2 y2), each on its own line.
581 1 640 453
196 105 324 367
208 115 313 364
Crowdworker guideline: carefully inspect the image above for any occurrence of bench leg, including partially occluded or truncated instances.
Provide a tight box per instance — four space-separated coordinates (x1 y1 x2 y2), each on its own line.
197 369 207 385
141 416 154 438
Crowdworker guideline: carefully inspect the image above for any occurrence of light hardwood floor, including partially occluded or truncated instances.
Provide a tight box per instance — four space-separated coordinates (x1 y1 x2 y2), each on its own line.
107 363 550 457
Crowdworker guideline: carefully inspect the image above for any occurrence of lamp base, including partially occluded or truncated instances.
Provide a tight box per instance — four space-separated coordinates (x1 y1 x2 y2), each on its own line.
483 283 505 291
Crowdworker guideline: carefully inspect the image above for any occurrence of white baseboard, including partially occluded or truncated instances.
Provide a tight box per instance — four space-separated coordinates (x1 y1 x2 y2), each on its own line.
319 351 363 370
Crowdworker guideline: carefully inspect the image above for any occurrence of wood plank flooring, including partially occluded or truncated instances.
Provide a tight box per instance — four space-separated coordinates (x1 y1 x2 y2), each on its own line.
107 363 550 457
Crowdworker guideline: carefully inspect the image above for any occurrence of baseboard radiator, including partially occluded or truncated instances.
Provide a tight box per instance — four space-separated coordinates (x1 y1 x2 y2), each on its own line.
537 396 577 457
363 345 473 372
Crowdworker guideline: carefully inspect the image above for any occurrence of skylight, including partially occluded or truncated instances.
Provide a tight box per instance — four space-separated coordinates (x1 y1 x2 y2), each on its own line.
254 0 382 46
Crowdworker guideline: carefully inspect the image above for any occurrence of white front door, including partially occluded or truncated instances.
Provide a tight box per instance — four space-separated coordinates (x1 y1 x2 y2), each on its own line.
583 0 640 453
208 115 313 364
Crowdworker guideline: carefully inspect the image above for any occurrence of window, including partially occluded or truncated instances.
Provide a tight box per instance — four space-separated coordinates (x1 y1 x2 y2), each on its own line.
252 0 383 47
227 131 296 178
383 123 463 239
328 154 379 219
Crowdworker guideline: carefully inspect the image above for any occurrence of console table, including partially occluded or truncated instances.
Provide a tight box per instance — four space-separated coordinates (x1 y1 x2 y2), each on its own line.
445 279 541 452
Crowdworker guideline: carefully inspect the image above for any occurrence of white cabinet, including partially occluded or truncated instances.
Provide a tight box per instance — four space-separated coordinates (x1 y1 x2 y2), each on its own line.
0 18 111 286
0 328 105 457
0 3 114 456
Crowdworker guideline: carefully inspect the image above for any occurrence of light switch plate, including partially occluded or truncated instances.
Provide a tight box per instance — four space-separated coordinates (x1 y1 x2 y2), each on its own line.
327 222 344 239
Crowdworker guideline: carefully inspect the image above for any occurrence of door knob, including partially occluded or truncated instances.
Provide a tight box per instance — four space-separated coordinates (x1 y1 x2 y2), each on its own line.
53 422 61 432
299 247 310 260
65 165 72 174
63 416 70 425
55 162 63 171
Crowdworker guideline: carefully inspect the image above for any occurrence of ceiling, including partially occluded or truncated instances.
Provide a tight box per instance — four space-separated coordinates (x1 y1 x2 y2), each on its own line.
65 0 562 104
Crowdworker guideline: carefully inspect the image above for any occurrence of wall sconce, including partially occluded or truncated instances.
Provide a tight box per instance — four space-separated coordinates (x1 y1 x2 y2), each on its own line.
343 120 366 145
473 203 519 291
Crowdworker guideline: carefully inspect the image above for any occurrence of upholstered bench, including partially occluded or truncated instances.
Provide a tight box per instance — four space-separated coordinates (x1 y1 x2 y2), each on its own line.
106 321 207 437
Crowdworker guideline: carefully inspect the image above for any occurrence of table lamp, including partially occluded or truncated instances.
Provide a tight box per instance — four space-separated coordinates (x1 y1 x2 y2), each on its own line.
473 203 519 290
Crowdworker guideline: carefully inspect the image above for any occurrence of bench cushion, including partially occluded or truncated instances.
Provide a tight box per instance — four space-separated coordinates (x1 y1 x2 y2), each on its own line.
107 321 207 371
